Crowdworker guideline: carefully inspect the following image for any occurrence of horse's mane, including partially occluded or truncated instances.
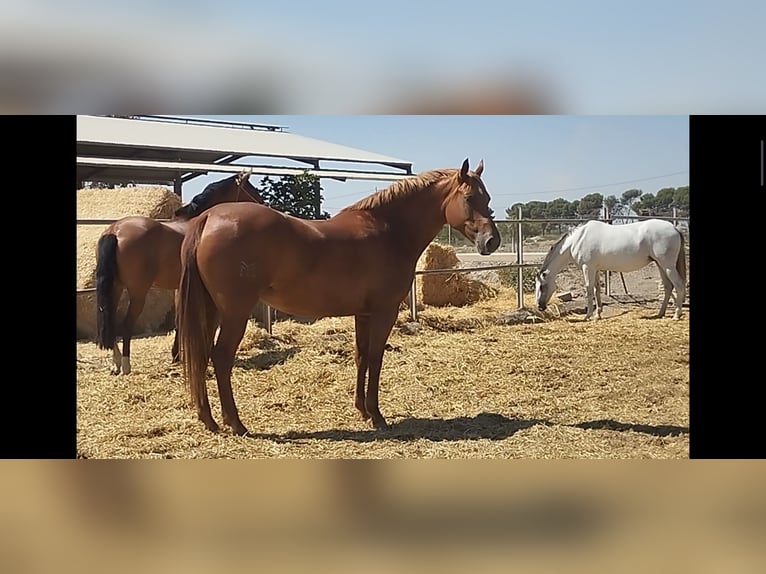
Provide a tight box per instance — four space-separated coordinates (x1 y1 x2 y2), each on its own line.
173 174 239 220
540 231 570 271
339 169 459 213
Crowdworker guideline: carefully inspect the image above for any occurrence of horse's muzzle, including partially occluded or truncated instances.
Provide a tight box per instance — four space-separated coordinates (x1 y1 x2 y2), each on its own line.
476 231 501 255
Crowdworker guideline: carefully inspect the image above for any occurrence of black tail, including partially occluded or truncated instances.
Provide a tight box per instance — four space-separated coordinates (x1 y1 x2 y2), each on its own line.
95 233 119 350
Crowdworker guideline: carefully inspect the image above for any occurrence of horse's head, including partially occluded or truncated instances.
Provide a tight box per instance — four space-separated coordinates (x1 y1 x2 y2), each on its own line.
444 159 501 255
174 168 263 219
535 269 555 311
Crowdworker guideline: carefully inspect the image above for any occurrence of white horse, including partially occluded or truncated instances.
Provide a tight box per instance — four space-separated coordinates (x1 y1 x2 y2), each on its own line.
535 219 687 320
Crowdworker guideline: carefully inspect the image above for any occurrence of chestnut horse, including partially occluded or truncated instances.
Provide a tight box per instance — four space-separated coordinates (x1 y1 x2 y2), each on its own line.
95 169 263 375
176 159 501 435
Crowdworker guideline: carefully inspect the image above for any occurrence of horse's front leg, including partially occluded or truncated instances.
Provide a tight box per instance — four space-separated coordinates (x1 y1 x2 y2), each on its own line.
364 306 399 430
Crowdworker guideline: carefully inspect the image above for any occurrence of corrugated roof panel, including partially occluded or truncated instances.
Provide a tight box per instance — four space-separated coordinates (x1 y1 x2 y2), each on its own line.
77 115 412 171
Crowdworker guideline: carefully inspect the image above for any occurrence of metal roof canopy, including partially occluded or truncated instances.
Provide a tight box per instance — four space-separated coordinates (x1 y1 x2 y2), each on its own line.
76 115 414 189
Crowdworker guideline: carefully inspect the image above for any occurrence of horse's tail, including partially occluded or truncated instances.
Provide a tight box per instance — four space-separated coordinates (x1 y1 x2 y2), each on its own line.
95 233 119 351
177 214 216 415
676 228 687 284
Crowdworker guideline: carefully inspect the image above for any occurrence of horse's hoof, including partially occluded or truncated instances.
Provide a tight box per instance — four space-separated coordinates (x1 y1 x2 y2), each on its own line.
357 408 371 421
201 419 221 433
371 417 390 431
229 422 250 436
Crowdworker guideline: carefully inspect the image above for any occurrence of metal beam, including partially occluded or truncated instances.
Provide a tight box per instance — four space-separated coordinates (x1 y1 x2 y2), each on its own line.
77 157 413 182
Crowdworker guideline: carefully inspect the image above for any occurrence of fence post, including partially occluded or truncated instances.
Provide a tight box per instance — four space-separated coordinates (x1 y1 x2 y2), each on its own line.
517 205 524 309
604 206 611 297
672 207 678 228
265 305 272 335
409 276 418 322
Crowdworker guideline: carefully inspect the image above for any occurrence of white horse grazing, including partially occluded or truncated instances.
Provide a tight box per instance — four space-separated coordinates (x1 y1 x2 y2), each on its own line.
535 219 687 320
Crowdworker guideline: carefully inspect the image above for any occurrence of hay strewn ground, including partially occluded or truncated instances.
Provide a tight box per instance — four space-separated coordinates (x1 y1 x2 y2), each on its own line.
76 287 689 459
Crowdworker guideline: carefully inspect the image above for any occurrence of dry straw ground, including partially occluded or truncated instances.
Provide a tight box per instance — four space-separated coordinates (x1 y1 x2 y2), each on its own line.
76 284 689 459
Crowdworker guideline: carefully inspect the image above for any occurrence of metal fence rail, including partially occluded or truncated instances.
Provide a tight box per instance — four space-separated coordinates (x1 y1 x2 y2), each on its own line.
77 209 689 332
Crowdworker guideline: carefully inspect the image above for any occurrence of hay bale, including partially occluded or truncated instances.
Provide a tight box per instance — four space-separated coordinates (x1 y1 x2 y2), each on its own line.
77 186 182 220
76 290 176 341
416 243 498 307
76 186 183 341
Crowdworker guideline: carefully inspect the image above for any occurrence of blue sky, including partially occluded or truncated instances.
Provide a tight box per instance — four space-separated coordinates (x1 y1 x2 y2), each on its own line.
181 116 689 217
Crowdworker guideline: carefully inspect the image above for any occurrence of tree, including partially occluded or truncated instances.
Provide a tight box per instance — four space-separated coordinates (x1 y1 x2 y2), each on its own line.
546 197 575 234
655 187 676 215
577 193 603 219
257 171 329 219
620 188 642 211
634 192 657 216
673 186 689 214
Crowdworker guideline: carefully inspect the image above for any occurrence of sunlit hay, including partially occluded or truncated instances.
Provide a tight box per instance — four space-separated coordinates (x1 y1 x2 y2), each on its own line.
416 243 499 307
76 186 183 341
76 283 689 459
77 186 182 220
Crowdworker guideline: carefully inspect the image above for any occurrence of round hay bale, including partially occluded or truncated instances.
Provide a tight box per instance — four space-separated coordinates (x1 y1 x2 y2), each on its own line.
415 242 498 307
76 186 183 341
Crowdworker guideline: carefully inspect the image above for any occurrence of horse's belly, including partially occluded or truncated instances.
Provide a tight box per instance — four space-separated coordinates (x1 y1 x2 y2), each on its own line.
595 253 652 272
260 286 364 317
262 271 408 317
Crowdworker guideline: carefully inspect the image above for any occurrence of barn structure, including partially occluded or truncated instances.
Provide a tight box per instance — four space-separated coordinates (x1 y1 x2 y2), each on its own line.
76 115 415 209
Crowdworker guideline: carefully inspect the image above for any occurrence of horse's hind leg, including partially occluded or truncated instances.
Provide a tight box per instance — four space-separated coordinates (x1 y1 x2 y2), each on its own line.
210 311 250 436
661 264 686 320
594 271 603 319
656 266 673 318
582 266 597 320
353 314 371 421
120 290 147 375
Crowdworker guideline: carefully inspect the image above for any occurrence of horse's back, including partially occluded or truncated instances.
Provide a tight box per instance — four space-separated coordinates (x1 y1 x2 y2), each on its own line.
108 216 186 290
573 219 681 271
192 202 417 316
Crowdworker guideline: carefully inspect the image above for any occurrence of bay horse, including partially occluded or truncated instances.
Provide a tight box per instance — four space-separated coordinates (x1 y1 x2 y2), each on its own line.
176 159 500 435
535 218 687 320
95 169 264 375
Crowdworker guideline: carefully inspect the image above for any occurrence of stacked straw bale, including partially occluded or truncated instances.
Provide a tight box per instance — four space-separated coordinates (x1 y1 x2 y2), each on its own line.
414 242 499 307
76 186 183 341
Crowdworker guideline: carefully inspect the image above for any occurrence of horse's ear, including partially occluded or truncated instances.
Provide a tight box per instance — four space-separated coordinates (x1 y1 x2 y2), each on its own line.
459 158 470 182
474 159 484 177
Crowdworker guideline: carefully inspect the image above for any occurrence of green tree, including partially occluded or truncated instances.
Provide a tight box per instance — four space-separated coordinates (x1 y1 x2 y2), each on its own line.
577 193 603 218
655 187 676 215
620 188 642 211
257 171 329 219
634 192 657 215
546 197 575 234
673 186 689 214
